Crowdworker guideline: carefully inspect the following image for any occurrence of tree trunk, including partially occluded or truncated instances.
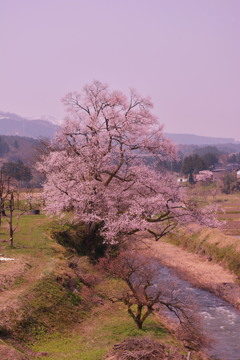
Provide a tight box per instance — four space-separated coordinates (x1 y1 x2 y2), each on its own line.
9 192 14 248
128 304 152 330
128 305 143 329
84 221 105 260
137 322 143 329
85 221 98 255
0 200 7 226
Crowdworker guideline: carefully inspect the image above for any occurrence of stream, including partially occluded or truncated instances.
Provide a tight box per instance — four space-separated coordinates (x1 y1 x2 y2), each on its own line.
156 265 240 360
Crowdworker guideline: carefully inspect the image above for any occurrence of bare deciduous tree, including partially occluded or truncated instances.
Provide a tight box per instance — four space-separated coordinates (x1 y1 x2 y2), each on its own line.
98 252 199 333
0 171 33 247
0 170 11 226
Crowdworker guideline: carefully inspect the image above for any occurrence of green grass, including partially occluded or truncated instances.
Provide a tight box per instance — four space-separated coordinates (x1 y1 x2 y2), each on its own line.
29 269 191 360
32 303 169 360
13 274 84 342
0 213 62 257
0 211 88 342
203 243 240 277
29 268 171 359
0 205 207 360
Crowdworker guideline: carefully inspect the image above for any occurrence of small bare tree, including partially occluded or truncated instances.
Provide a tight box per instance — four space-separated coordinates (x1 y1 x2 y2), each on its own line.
98 252 198 331
6 188 21 248
0 171 33 247
5 187 34 248
0 170 11 226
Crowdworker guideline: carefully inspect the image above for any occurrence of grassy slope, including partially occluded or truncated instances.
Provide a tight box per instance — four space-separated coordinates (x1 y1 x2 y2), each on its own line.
0 213 207 360
33 303 169 360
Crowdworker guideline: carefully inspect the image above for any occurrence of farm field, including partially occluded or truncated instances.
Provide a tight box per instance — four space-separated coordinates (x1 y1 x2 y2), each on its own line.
187 186 240 236
215 194 240 235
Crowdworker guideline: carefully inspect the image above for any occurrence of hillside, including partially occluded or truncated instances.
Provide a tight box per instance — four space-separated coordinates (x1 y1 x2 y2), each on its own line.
1 111 239 147
0 212 209 360
0 111 59 139
0 135 39 165
0 135 43 186
165 132 237 145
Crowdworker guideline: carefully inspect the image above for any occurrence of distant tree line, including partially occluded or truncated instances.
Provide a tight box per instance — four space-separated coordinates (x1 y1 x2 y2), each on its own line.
162 146 240 176
228 153 240 164
0 137 9 156
155 146 220 175
1 160 32 183
181 153 218 176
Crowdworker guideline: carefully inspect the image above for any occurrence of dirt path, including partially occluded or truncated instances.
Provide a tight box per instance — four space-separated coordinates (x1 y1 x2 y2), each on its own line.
139 237 240 310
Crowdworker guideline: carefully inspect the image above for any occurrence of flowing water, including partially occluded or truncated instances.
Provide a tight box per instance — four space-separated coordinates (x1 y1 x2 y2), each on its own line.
156 265 240 360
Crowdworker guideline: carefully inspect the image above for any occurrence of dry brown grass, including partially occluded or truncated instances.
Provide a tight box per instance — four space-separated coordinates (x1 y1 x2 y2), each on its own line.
194 226 240 251
0 257 29 291
0 342 28 360
105 336 187 360
139 233 240 310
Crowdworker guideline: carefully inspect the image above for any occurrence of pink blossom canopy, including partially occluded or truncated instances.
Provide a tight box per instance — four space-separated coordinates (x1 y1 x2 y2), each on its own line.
37 81 219 243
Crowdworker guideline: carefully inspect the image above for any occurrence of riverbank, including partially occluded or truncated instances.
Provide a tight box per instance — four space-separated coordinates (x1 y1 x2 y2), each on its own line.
139 232 240 311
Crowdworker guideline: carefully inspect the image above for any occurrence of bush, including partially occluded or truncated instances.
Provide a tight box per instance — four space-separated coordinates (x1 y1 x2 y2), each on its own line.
221 173 240 194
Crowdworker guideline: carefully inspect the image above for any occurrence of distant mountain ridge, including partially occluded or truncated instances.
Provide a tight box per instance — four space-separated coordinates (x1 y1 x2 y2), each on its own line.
0 111 238 145
164 133 237 145
0 111 59 138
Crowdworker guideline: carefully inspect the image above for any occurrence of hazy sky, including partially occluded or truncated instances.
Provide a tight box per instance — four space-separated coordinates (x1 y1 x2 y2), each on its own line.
1 0 240 139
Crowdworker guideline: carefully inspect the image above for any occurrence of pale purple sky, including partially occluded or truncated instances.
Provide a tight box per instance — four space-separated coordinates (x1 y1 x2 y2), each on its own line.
1 0 240 139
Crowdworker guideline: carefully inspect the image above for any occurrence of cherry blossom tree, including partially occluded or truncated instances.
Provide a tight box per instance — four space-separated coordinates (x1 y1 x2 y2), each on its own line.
37 81 219 251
